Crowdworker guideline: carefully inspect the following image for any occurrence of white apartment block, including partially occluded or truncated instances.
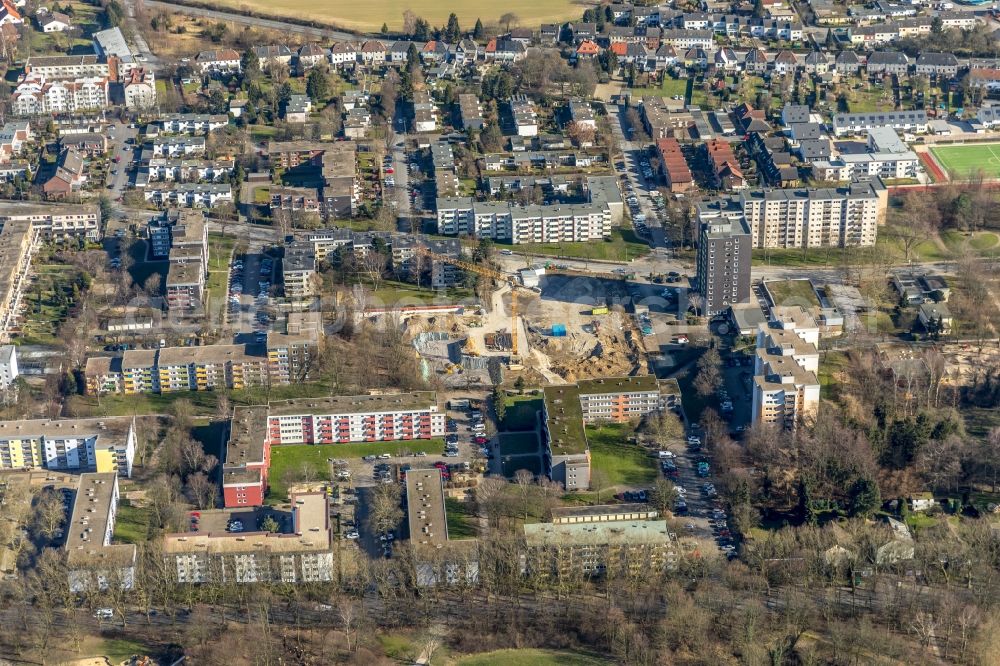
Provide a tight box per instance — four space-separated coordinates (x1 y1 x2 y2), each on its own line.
0 202 101 241
0 417 137 477
266 393 446 445
154 114 229 134
812 151 919 182
24 55 110 79
751 308 821 430
136 158 235 187
12 74 110 115
148 136 206 157
737 177 886 249
435 198 612 244
143 184 233 208
0 345 18 388
510 95 538 137
832 110 928 137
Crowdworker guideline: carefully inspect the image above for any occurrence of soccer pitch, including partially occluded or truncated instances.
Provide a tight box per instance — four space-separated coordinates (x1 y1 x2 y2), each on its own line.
929 144 1000 180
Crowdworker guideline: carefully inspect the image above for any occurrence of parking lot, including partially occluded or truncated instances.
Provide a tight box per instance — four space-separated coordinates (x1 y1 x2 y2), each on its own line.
666 427 735 557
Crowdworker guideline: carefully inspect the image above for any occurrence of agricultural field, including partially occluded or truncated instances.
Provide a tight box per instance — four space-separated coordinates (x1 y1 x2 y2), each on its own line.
929 143 1000 180
211 0 580 32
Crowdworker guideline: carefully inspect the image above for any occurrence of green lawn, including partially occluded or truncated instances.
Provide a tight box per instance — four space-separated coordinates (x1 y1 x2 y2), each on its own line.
457 649 611 666
930 143 1000 180
113 503 152 544
941 230 1000 254
268 440 445 500
364 279 473 306
501 395 543 431
445 497 478 539
628 77 690 101
100 638 152 663
506 228 650 262
586 423 658 489
765 279 820 309
904 512 940 532
498 431 540 456
818 350 850 401
65 391 221 418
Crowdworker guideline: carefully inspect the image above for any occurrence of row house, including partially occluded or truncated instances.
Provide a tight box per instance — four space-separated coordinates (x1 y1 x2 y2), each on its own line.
914 52 960 78
849 23 900 46
660 29 713 50
485 38 527 62
866 50 909 76
970 67 1000 90
0 202 101 241
143 184 233 208
832 109 928 136
24 54 110 79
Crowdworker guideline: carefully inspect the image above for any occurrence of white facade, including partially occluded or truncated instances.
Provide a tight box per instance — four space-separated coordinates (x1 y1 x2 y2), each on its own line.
12 74 109 115
0 344 18 388
435 198 612 244
751 312 821 430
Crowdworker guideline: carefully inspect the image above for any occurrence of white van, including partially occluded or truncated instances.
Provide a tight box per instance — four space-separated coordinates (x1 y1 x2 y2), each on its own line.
94 608 114 619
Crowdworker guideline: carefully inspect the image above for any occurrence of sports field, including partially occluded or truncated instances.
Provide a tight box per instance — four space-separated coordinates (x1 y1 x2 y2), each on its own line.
213 0 580 32
929 143 1000 180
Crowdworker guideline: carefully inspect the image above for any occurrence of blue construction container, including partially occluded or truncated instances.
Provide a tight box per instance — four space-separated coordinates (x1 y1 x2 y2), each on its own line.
551 324 567 337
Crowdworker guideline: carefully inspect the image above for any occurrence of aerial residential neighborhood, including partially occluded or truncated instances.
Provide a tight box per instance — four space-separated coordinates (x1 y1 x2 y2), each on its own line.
0 0 999 663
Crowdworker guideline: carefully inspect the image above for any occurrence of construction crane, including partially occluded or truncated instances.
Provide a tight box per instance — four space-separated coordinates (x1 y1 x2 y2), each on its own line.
415 247 526 368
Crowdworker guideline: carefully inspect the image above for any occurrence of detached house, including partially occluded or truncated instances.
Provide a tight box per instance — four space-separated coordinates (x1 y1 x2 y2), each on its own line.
297 44 328 71
329 42 359 67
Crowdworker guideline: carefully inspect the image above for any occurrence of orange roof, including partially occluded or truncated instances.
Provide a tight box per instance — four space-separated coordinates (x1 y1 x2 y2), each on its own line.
576 40 600 55
656 138 693 184
1 0 21 20
610 42 628 56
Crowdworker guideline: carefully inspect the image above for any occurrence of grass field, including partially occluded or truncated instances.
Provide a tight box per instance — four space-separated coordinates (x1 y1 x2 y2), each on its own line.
268 440 445 500
500 395 543 431
508 228 650 262
765 279 820 309
113 504 152 544
586 423 658 489
445 497 479 539
457 649 611 665
213 0 580 32
498 431 540 456
930 143 1000 180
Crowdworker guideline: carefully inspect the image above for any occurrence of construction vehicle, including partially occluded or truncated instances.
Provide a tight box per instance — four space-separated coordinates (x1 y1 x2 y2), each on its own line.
416 247 527 368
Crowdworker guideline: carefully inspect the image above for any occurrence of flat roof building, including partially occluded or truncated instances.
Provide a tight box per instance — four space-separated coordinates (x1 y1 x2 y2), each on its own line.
65 472 136 591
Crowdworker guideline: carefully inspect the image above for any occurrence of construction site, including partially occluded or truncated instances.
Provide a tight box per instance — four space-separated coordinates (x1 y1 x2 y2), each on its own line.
401 267 647 388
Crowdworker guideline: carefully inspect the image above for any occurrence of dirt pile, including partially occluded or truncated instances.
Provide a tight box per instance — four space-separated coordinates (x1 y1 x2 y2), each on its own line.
541 329 638 382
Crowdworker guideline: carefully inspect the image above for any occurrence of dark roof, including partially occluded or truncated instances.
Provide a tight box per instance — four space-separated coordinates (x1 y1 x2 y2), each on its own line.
868 50 909 65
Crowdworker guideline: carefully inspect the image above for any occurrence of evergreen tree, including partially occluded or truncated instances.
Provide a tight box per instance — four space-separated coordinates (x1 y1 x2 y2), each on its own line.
473 18 484 40
306 68 331 103
445 13 461 42
824 28 838 50
413 17 430 41
752 0 766 19
381 22 389 35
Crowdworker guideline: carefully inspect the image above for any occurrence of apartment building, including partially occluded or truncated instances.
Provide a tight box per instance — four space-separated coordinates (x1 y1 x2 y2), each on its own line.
406 468 449 547
148 136 206 157
123 67 156 110
265 313 324 384
0 219 38 342
11 73 110 115
811 151 919 182
412 91 438 132
162 492 333 584
154 113 229 134
696 216 751 316
523 518 678 578
390 236 464 288
0 417 137 477
456 93 484 130
508 95 538 136
751 309 821 430
165 260 205 314
282 240 318 299
24 54 110 79
143 184 233 208
0 121 32 162
147 209 208 262
832 110 928 136
542 376 678 491
435 198 612 243
0 345 18 389
120 349 158 394
194 49 242 74
0 202 101 241
65 473 136 592
157 345 267 393
83 356 122 395
222 406 271 507
736 177 887 249
136 157 235 187
266 393 445 445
